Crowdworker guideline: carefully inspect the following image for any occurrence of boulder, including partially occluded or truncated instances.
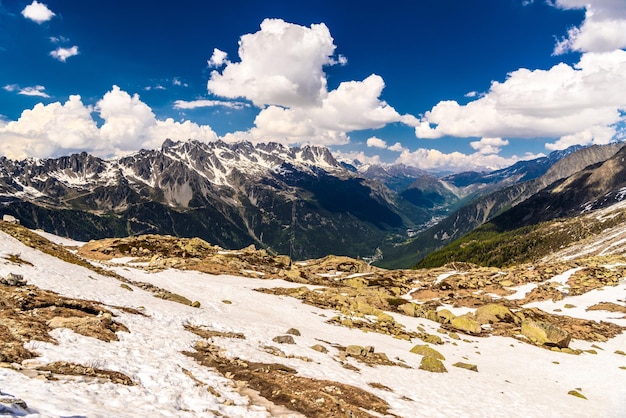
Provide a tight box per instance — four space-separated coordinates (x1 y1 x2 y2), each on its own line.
0 273 26 286
272 335 295 344
310 344 328 353
286 328 301 336
521 321 571 348
377 313 395 323
345 345 365 356
436 309 456 324
409 345 445 360
2 214 19 224
450 315 482 335
475 304 519 325
419 356 447 373
399 302 419 317
421 334 444 345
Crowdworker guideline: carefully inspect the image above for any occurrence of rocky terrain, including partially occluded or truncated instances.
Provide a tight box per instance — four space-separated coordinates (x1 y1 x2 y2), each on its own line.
0 210 625 416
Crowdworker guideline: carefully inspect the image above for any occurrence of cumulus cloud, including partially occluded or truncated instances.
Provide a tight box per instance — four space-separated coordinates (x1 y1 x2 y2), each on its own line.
241 74 414 146
207 19 341 107
366 136 387 148
205 19 418 147
173 99 249 110
394 148 543 172
470 137 509 155
207 48 229 68
388 142 407 152
552 0 626 54
50 46 79 62
0 86 218 159
21 1 55 24
416 49 626 150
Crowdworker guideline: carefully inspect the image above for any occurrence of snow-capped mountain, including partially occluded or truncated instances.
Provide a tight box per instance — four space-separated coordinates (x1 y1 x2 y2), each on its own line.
0 140 421 260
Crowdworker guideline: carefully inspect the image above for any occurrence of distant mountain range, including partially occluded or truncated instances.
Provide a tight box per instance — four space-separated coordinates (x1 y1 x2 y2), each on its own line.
381 142 625 268
1 138 623 264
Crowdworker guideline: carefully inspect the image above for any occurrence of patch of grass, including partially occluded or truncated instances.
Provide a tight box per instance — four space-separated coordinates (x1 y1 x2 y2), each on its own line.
4 253 33 266
416 209 626 268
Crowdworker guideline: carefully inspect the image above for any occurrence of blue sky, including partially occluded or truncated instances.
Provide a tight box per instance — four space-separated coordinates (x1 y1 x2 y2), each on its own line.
1 0 625 172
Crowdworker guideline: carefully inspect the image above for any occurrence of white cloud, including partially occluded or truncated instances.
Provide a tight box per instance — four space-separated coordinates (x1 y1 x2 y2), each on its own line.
0 95 99 159
207 48 229 68
464 91 478 98
364 138 406 153
50 46 79 62
416 49 626 150
4 84 50 98
206 19 418 147
470 137 509 155
388 142 407 152
49 36 70 44
552 0 626 54
243 74 413 146
19 86 50 98
394 148 543 172
546 124 616 150
0 86 218 159
207 18 341 107
21 1 55 24
333 150 383 166
173 99 249 110
366 136 387 148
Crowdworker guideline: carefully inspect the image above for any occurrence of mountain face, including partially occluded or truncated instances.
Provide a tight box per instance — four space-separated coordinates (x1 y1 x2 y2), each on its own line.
0 139 606 264
490 143 626 231
0 140 431 260
379 142 626 268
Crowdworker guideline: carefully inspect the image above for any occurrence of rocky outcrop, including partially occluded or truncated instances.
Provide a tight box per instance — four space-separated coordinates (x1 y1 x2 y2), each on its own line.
521 321 571 348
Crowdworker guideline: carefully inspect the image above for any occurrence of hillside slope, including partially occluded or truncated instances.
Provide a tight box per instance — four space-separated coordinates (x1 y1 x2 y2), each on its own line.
0 221 625 417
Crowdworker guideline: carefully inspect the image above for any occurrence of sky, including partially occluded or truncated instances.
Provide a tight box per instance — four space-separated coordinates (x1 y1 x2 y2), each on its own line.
0 0 625 172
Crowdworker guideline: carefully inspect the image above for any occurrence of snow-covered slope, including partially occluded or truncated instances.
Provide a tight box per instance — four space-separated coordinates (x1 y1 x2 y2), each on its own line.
1 226 625 417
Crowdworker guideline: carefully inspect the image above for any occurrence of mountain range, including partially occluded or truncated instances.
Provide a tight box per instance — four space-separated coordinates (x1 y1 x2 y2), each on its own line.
1 139 625 265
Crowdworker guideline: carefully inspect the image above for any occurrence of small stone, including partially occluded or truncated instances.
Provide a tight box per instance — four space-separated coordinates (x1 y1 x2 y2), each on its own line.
191 301 201 308
452 362 478 372
567 390 587 400
615 350 626 356
120 283 133 291
222 300 232 304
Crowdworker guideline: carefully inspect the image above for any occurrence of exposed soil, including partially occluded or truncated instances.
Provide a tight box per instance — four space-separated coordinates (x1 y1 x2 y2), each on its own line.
184 332 394 418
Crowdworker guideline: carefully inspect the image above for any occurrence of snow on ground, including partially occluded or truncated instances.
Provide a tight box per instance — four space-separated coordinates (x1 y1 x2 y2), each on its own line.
1 230 626 417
